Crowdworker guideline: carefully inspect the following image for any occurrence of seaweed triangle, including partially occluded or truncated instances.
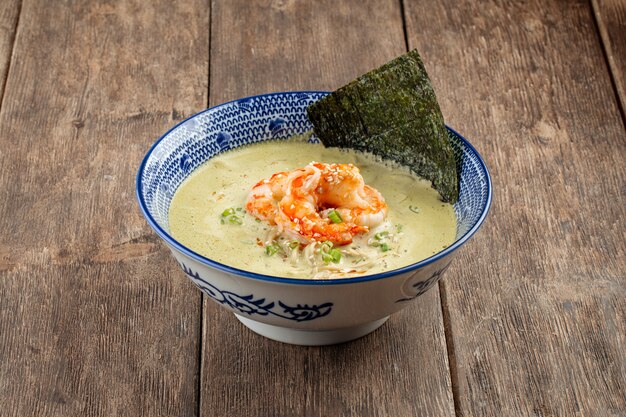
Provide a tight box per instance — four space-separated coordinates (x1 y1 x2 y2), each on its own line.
307 49 459 203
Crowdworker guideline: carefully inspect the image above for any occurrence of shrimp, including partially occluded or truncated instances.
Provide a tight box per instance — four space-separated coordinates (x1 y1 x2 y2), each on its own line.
245 171 289 224
310 163 388 228
245 162 388 245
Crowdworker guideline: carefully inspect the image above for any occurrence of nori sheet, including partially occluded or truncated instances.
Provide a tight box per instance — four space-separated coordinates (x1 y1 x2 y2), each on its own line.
307 49 459 203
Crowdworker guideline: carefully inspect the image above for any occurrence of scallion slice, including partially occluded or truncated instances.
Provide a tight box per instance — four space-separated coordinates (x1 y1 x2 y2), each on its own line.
319 240 341 263
320 240 333 252
374 231 389 240
265 244 280 256
228 216 243 225
321 248 342 263
220 207 243 225
221 208 235 217
329 248 342 263
328 210 343 224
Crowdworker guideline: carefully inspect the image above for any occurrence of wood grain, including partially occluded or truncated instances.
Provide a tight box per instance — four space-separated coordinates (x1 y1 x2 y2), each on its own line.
403 0 626 415
2 0 624 415
592 0 626 121
201 1 455 416
0 0 20 102
0 1 208 415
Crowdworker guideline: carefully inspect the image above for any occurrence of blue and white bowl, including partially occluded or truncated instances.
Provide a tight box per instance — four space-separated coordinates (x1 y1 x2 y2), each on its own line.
136 92 492 345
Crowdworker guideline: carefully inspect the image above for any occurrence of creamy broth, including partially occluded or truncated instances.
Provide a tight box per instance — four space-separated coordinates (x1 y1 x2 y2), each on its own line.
169 141 456 278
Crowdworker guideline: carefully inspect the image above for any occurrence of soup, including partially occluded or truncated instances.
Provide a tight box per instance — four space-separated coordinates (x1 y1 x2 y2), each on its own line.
169 141 456 279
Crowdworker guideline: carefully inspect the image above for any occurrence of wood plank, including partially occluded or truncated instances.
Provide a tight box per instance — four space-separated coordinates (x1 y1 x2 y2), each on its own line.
403 0 626 415
0 1 208 415
201 1 455 416
0 0 20 102
592 0 626 121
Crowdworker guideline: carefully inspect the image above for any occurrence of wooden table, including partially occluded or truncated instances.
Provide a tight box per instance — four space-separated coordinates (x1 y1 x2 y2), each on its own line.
1 1 624 416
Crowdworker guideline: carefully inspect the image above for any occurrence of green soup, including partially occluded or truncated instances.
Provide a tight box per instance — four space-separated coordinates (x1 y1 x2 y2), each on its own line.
169 141 456 279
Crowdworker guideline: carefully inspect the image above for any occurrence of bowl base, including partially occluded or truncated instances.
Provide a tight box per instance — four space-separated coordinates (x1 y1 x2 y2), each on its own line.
234 315 389 346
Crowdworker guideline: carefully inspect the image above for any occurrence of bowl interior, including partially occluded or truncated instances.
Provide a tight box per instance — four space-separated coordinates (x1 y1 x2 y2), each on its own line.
137 92 491 275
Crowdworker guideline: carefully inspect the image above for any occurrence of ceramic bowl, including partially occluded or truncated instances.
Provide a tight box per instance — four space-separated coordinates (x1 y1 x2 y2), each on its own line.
136 91 491 346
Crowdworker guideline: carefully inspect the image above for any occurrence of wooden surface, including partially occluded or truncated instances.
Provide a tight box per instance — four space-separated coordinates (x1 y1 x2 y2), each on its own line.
0 0 624 416
404 0 626 416
0 0 20 101
0 0 206 415
593 0 626 120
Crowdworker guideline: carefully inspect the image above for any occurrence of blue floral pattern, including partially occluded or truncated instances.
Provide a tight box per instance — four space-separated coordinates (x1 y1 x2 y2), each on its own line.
396 263 451 302
179 263 333 321
215 132 232 151
268 117 287 137
178 154 192 174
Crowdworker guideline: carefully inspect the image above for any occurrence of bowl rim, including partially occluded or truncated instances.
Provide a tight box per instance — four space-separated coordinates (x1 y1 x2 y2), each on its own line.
136 91 492 286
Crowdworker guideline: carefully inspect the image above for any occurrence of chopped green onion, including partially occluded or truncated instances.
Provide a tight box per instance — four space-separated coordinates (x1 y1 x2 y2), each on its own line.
265 244 280 256
289 241 300 250
328 209 343 224
409 205 420 214
319 240 341 263
396 224 403 233
221 207 243 225
320 240 333 252
228 216 243 225
221 208 235 217
374 231 389 240
380 243 391 252
322 248 342 263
